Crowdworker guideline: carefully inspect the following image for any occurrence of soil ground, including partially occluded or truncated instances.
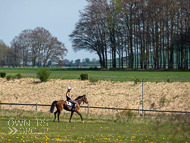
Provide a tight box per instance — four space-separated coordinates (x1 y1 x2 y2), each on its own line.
0 78 189 115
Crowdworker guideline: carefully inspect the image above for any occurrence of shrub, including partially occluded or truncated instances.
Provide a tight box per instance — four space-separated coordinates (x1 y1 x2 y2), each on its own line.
150 103 155 109
80 73 88 80
36 68 51 82
115 110 135 123
0 72 6 78
89 78 99 83
159 95 166 107
166 79 170 83
15 73 22 79
6 75 13 81
134 78 140 84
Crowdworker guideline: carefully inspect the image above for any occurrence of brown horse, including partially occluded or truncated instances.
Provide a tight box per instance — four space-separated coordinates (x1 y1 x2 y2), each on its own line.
50 95 88 123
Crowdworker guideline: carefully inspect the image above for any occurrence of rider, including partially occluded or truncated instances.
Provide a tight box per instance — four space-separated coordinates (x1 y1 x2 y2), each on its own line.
66 87 77 111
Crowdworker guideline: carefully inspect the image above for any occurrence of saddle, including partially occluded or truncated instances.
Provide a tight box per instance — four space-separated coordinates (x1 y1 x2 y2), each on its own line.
66 101 76 107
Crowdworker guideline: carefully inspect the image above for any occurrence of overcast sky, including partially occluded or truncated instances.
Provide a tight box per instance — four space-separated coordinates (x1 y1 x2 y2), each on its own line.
0 0 99 61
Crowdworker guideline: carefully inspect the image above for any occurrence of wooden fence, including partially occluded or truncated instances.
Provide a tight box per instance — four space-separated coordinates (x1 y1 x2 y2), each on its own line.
0 103 189 116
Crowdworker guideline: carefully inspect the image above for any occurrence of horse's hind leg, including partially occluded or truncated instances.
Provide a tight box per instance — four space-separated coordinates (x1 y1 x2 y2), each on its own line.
54 110 58 122
76 110 84 123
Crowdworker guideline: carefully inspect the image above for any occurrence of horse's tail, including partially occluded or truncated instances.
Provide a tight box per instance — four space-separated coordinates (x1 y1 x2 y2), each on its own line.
50 101 57 113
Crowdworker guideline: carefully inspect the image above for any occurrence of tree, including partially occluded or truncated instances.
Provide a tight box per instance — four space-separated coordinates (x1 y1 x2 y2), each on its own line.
75 59 81 67
10 27 67 67
64 59 70 65
0 40 13 66
70 0 109 68
70 0 190 70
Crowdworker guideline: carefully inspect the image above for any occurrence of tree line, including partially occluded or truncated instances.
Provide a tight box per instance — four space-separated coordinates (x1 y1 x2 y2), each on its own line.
70 0 190 69
0 27 67 67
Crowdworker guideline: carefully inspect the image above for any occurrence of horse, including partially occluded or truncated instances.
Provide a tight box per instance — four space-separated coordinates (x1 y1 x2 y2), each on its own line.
50 95 88 123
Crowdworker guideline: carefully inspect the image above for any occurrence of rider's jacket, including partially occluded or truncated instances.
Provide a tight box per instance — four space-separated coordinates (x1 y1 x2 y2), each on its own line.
66 91 71 101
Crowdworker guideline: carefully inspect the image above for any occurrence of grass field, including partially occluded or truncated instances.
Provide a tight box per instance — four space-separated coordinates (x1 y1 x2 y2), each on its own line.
0 67 190 82
0 109 189 143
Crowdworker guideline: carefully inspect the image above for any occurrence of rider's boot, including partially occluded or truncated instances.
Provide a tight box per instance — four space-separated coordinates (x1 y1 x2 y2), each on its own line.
72 104 75 111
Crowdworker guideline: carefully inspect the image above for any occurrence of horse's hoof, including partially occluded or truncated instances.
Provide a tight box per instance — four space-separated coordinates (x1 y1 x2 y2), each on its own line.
58 121 60 123
82 121 84 123
69 121 71 123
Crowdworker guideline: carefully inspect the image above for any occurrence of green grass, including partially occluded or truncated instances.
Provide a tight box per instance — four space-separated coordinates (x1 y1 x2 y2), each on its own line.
0 67 190 82
0 109 189 142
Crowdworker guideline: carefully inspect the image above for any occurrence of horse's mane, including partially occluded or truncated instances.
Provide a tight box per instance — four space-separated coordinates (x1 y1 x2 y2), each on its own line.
75 95 85 100
75 96 83 100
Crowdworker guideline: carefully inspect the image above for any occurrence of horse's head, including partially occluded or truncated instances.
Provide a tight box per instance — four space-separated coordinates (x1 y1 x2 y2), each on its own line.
82 95 88 104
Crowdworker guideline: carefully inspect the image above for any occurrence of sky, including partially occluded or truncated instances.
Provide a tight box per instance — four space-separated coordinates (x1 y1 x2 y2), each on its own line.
0 0 99 62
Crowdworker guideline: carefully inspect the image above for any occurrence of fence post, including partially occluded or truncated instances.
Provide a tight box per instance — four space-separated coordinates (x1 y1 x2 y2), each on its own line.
88 104 89 116
36 103 38 112
142 79 144 118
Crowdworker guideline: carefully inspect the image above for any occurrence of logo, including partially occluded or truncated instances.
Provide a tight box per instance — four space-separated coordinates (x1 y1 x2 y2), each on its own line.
8 120 48 134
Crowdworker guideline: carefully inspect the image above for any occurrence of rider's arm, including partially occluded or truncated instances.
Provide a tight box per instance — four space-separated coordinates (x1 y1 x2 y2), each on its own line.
67 92 72 100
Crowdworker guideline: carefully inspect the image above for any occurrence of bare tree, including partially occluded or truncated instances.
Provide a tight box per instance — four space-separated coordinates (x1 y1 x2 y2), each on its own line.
10 27 67 67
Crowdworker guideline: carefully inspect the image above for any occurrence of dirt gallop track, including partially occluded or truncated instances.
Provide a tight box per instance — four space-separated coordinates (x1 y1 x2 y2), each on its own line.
0 78 190 115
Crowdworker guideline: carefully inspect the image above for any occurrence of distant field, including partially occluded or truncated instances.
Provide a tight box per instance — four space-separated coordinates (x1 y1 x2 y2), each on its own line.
0 67 190 82
0 109 189 143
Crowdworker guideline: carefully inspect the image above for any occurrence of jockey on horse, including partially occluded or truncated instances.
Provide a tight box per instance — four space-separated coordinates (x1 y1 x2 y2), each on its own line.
66 87 77 111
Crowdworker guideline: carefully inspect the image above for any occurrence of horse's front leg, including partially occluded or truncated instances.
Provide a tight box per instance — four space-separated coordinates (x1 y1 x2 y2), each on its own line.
69 111 74 123
76 110 84 123
58 111 61 123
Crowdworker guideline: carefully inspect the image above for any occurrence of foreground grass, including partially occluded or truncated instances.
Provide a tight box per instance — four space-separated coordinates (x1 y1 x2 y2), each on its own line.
0 109 189 142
